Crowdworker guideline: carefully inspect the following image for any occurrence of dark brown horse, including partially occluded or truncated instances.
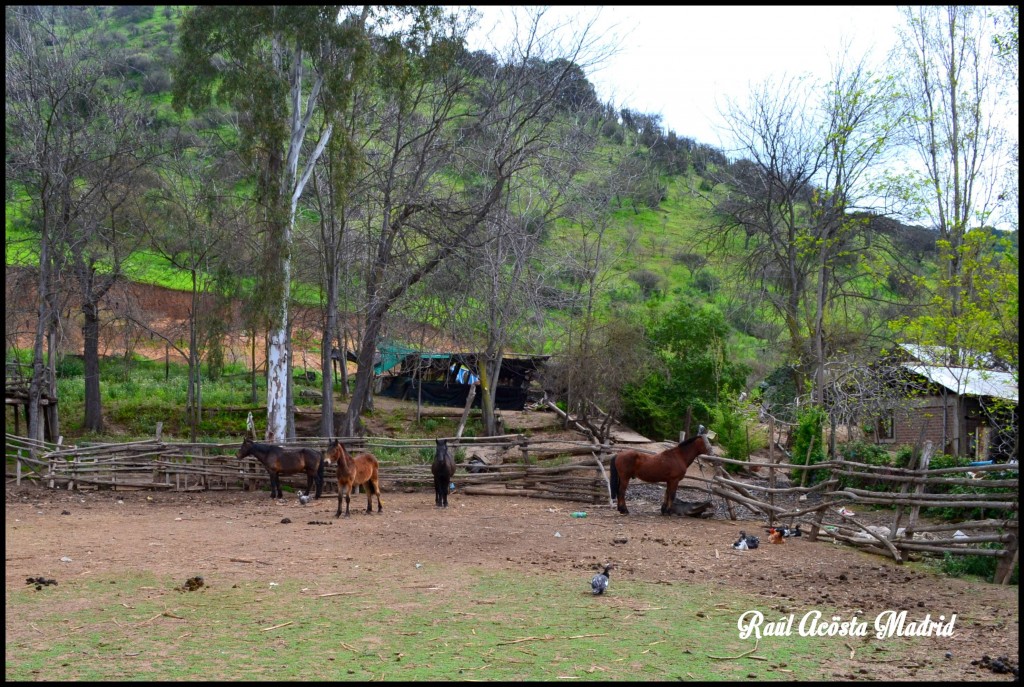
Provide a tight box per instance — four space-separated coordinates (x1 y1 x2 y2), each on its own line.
431 438 456 508
236 436 324 500
609 425 711 515
324 439 382 518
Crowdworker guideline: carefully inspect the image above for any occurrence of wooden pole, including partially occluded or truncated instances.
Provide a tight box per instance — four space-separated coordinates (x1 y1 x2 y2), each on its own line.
768 417 776 529
905 441 934 534
456 383 477 439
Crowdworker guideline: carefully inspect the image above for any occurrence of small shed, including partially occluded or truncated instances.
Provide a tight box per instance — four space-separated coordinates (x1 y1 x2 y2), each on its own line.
880 344 1018 460
374 343 549 411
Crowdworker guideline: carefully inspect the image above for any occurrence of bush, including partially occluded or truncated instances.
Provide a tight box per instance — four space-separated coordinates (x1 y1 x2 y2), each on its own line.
941 545 1018 585
693 270 719 295
55 356 85 378
628 269 662 298
711 397 766 471
837 441 895 492
791 405 827 484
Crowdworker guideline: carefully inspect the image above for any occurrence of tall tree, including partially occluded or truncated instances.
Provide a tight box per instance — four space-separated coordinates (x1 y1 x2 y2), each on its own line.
705 60 903 406
6 6 156 438
172 5 391 441
889 6 1014 317
339 7 611 436
137 142 239 441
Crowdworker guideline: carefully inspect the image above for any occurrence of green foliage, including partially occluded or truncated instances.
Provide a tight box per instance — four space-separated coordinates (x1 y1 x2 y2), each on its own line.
790 405 827 484
941 545 1018 585
836 440 895 492
710 395 766 470
621 296 749 440
759 366 799 423
55 356 85 378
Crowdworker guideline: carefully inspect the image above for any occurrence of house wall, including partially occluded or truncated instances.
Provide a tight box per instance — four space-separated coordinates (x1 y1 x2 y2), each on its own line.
888 394 992 458
889 394 960 455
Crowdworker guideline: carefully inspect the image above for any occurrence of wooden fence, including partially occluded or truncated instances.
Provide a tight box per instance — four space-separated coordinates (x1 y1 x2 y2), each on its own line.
5 432 1017 583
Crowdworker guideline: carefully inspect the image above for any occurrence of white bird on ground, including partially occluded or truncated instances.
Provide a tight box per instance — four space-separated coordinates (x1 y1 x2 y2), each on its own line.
298 491 311 505
591 564 612 595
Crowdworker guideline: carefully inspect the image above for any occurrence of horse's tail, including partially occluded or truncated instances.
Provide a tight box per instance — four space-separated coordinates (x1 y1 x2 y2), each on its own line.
609 455 619 498
316 450 326 479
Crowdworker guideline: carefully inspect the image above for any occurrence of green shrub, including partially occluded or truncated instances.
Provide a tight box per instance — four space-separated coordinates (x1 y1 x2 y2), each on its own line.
791 405 827 485
55 355 85 378
836 441 895 492
711 397 766 472
941 545 1018 585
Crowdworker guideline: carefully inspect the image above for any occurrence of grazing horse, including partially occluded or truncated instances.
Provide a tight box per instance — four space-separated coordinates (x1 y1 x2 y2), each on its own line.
609 425 712 515
431 438 456 508
324 439 383 518
236 436 324 500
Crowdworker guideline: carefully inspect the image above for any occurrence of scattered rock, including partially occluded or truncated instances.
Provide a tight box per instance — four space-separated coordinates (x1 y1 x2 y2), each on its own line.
280 518 291 524
61 510 71 516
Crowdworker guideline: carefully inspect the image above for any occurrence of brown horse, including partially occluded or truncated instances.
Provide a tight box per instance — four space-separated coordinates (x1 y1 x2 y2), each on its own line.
236 436 324 500
610 425 712 515
323 439 383 518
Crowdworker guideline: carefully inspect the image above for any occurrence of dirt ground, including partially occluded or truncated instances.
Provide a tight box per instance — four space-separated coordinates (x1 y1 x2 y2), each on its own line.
5 477 1018 682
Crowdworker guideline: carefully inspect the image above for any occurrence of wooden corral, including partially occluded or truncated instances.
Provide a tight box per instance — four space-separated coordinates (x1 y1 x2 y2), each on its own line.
6 430 1017 584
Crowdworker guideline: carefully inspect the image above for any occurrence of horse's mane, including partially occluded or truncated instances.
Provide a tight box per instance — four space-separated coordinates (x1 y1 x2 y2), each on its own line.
678 435 702 447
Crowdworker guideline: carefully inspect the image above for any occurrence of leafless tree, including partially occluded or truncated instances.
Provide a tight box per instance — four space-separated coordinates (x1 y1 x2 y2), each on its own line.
889 6 1014 314
339 7 615 436
6 7 159 439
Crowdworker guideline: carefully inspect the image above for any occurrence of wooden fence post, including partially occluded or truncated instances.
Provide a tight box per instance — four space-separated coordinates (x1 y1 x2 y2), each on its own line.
995 528 1018 585
767 417 776 529
906 442 934 534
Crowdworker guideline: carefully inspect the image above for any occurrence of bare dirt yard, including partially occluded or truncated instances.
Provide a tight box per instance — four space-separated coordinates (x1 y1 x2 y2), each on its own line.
5 476 1018 682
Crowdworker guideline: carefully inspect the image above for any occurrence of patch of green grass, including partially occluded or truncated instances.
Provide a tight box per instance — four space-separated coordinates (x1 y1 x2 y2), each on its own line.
6 568 870 681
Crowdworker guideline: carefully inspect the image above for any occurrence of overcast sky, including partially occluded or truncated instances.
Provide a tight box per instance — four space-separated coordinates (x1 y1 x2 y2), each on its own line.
466 5 905 150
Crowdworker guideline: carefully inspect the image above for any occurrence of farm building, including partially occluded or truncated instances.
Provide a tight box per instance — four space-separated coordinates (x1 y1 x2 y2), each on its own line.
371 342 549 411
878 344 1018 461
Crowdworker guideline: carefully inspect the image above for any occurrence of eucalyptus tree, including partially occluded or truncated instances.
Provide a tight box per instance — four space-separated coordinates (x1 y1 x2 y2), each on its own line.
338 7 611 436
172 5 426 441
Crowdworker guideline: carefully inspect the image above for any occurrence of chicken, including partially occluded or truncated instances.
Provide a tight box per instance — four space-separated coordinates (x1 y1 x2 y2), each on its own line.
768 528 785 545
733 531 759 550
591 564 612 595
298 491 311 505
783 525 802 538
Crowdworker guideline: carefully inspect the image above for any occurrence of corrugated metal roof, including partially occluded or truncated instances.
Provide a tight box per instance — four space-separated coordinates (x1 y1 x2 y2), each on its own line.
901 363 1018 402
897 342 1002 369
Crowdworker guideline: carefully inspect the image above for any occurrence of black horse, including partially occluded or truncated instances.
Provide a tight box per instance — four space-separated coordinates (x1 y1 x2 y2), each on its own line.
431 438 456 508
236 436 324 500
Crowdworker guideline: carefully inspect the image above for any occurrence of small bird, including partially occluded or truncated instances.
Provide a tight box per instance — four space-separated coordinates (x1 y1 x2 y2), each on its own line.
298 491 311 505
768 528 785 545
783 525 802 538
591 564 612 595
733 531 758 550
